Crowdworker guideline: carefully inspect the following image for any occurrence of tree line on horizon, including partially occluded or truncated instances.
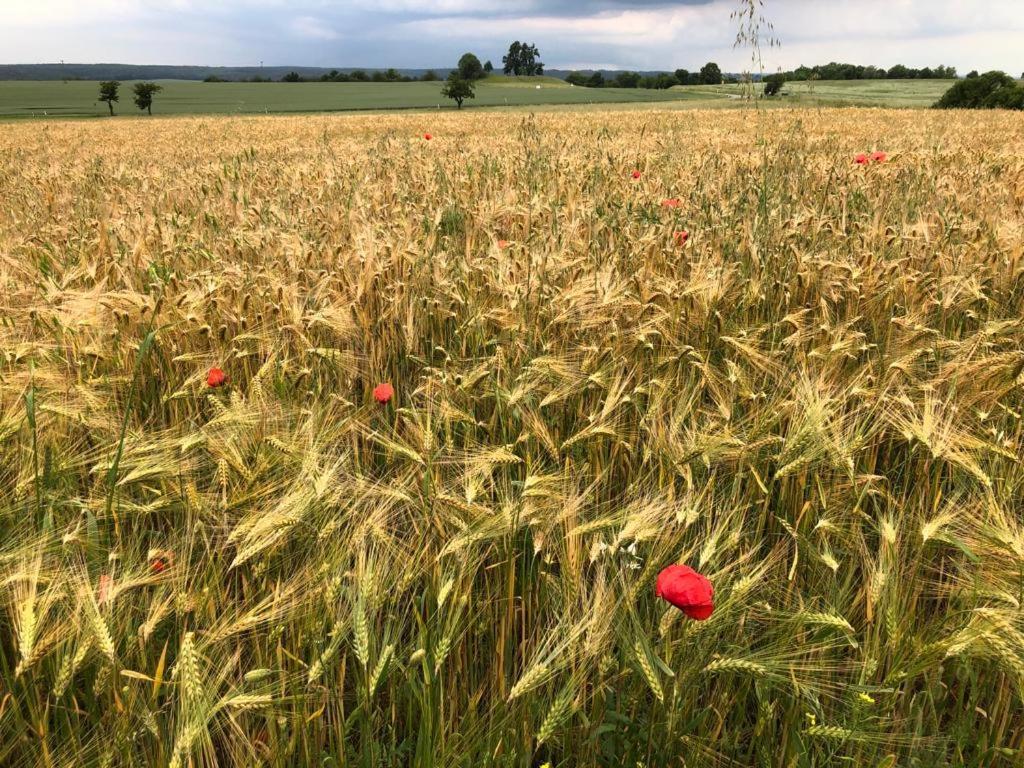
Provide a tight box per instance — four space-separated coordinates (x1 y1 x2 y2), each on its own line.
562 61 963 90
565 63 725 89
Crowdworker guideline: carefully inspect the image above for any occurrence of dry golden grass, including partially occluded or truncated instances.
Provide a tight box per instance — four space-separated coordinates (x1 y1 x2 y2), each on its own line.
1 107 1023 767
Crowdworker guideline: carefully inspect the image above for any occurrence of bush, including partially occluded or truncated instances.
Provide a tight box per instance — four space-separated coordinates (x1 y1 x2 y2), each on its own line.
935 71 1024 110
763 74 785 97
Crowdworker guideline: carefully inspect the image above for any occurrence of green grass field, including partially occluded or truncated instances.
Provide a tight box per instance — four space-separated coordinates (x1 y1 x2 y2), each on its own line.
680 78 956 108
0 77 964 119
0 76 714 119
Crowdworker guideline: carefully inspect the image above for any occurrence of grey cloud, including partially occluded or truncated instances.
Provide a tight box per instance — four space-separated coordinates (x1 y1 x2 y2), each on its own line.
2 0 1023 73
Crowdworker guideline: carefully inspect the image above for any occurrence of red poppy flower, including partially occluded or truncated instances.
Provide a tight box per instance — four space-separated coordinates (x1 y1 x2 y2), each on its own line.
149 549 173 574
854 153 869 165
207 367 228 388
656 564 714 620
631 170 642 179
871 151 887 163
661 198 681 209
373 382 394 405
673 230 690 246
497 239 510 249
424 133 432 140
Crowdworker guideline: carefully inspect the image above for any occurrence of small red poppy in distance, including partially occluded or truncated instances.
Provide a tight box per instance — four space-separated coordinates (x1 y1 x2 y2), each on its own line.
854 153 870 165
661 198 681 209
673 230 690 246
373 382 395 405
149 549 173 574
871 151 887 163
424 133 433 140
631 170 642 179
207 367 228 388
497 239 510 249
656 564 714 620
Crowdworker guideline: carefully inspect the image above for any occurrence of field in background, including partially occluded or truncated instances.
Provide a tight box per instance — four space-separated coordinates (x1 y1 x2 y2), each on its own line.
1 108 1023 767
0 77 960 118
680 78 957 108
0 76 714 119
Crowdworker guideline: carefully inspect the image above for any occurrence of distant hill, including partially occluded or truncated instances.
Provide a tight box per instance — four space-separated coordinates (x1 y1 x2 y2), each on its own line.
0 63 453 81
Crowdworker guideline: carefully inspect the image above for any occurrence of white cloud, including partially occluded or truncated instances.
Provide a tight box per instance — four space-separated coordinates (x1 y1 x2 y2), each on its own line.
289 16 340 41
2 0 141 25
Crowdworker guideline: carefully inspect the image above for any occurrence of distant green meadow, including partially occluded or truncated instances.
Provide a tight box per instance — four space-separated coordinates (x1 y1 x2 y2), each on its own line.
0 76 959 119
680 78 958 108
0 77 711 119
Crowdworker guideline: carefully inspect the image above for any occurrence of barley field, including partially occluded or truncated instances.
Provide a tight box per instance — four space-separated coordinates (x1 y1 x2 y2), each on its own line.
1 108 1023 768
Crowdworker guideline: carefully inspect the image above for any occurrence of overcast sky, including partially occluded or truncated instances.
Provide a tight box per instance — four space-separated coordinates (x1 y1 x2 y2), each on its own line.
3 0 1023 73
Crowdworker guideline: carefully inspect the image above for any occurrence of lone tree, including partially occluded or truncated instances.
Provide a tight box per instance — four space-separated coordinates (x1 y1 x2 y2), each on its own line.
441 72 475 109
483 60 494 74
458 53 485 81
763 73 785 96
98 81 120 116
699 62 723 84
132 82 163 115
502 41 543 76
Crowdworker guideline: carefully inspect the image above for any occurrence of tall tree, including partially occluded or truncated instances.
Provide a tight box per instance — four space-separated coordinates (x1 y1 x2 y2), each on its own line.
458 53 485 81
699 62 723 84
502 41 522 75
483 60 494 74
98 81 120 116
132 82 163 115
441 72 475 109
502 42 543 76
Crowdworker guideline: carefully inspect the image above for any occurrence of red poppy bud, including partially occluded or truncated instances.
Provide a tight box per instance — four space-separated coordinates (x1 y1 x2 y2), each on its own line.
424 133 432 140
656 564 714 620
673 230 690 246
373 382 394 404
497 239 510 249
661 198 681 208
854 153 869 165
207 367 228 388
148 548 173 574
631 170 642 179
